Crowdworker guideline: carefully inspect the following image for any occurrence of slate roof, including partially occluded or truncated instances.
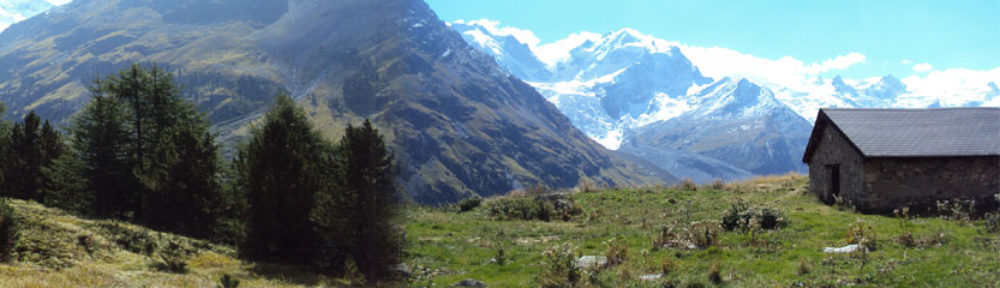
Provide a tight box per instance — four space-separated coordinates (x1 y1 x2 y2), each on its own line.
803 108 1000 162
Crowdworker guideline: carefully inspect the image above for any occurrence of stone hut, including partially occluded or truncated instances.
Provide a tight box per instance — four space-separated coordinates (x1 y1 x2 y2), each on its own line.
802 108 1000 212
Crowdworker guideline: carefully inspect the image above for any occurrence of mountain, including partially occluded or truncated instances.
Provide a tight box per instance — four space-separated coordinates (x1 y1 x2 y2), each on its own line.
0 0 669 204
452 22 808 181
456 26 712 149
0 0 54 32
449 21 551 82
621 78 811 181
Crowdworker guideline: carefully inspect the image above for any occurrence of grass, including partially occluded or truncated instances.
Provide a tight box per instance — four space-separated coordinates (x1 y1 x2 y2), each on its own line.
5 173 1000 286
0 199 334 288
406 173 1000 287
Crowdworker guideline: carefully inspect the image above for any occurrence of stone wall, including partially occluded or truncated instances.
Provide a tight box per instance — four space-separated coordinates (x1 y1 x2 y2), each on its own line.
863 156 1000 212
807 125 865 205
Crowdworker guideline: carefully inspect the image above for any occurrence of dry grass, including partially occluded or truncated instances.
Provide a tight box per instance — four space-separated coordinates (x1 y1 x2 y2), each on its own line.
0 199 332 287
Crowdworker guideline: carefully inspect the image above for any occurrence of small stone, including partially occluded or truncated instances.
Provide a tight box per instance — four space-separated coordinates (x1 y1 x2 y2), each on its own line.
453 278 487 287
575 255 607 269
640 274 662 281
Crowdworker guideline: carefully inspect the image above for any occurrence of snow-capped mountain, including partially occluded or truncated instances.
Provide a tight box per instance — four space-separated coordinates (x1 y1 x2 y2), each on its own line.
621 78 811 181
452 21 809 181
0 0 54 32
453 24 711 149
451 20 999 181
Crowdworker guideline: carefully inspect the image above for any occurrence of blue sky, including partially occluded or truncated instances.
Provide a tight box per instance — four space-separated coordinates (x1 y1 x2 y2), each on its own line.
427 0 1000 79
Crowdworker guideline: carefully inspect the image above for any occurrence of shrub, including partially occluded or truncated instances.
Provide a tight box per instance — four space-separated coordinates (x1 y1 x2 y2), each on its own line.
708 263 722 284
159 253 189 273
495 247 505 266
661 257 677 276
486 194 583 221
0 200 19 262
720 200 785 232
798 260 811 275
711 178 724 190
985 212 1000 233
457 197 482 213
217 274 240 288
653 220 721 250
690 221 720 249
538 243 581 288
157 240 191 273
846 219 877 251
680 179 698 191
604 236 628 267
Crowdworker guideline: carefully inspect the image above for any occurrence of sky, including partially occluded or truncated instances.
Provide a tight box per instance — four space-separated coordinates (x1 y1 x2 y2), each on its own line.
0 0 72 31
426 0 1000 80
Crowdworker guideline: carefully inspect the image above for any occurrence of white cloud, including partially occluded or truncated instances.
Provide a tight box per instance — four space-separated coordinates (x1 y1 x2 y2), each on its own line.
454 19 541 48
534 31 601 66
901 67 1000 106
44 0 73 6
901 59 913 65
0 7 27 22
808 52 867 73
912 62 933 73
677 45 866 89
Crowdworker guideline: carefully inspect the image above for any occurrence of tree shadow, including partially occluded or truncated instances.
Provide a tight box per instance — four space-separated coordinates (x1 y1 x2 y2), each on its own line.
249 262 326 286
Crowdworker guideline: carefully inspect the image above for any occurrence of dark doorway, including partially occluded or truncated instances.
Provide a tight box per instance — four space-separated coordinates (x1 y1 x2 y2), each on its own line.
827 164 840 198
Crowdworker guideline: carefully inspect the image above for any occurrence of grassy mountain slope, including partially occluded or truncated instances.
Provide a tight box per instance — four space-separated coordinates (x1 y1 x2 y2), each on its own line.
0 199 345 287
0 0 670 204
407 174 1000 287
5 176 1000 286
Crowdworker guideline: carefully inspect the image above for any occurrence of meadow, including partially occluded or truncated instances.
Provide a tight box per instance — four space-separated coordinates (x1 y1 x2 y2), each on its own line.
3 174 1000 287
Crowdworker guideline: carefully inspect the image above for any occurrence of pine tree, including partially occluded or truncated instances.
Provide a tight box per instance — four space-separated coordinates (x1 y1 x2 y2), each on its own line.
41 147 91 215
339 119 400 282
7 111 45 201
73 87 137 219
82 64 225 237
39 120 64 167
0 103 9 193
237 94 331 264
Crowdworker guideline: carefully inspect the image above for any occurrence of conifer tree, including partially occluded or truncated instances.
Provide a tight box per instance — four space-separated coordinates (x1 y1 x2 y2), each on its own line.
339 119 400 282
72 88 136 219
0 103 9 192
7 111 45 201
82 64 225 237
41 147 91 215
40 120 64 167
236 94 331 264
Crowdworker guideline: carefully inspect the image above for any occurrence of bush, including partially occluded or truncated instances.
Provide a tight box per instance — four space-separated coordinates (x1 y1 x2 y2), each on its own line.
711 178 725 190
680 179 698 191
217 274 240 288
0 200 19 262
604 236 628 267
486 194 583 221
653 220 721 250
495 247 505 266
538 243 581 288
846 219 877 251
159 253 189 273
157 240 191 274
985 212 1000 233
708 263 722 284
457 197 482 213
721 200 785 232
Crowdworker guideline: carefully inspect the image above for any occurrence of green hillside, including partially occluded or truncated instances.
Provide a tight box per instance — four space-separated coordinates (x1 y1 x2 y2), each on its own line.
406 174 1000 287
0 199 333 287
4 174 999 287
